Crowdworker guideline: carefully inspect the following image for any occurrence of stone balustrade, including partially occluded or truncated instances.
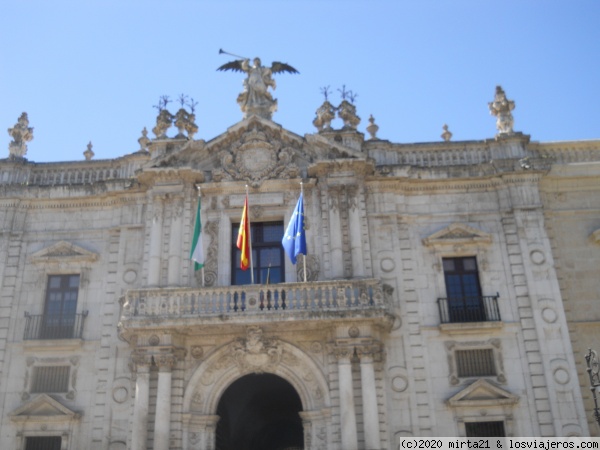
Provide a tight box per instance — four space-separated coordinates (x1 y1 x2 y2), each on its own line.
121 279 387 321
0 156 148 186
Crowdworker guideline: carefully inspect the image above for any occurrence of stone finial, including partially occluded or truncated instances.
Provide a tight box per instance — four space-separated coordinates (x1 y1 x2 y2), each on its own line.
488 85 515 135
138 127 150 151
7 112 34 159
337 100 360 130
83 141 94 160
313 100 336 132
366 115 379 140
441 124 452 142
152 109 174 139
174 108 198 140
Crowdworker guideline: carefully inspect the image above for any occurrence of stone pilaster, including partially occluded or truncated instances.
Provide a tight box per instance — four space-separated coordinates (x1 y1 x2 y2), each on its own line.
331 345 358 450
153 354 176 450
327 186 344 279
183 413 220 450
357 343 383 450
148 195 165 286
167 195 184 286
347 185 365 277
130 355 152 450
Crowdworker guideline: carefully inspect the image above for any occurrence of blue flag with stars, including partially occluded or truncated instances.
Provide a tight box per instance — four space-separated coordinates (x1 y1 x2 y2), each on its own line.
282 192 307 265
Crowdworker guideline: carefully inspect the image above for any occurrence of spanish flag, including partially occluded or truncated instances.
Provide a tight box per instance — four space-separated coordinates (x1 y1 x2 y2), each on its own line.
236 195 250 270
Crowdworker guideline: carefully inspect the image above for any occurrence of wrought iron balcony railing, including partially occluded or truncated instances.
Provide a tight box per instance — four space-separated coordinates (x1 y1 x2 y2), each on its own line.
437 295 500 324
24 312 88 340
121 279 387 320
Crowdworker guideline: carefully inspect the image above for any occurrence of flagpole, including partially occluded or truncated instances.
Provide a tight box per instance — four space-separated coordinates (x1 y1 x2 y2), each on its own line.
301 182 307 283
246 185 255 285
199 187 205 288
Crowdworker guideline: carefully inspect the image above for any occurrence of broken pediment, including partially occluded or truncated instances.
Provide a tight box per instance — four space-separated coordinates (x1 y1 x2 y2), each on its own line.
447 379 519 408
30 241 99 264
10 394 80 423
422 223 492 247
141 115 368 187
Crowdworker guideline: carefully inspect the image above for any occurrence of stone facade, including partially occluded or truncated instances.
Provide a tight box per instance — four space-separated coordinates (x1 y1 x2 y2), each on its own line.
0 86 599 449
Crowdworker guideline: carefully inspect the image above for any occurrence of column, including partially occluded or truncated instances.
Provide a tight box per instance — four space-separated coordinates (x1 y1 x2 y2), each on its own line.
357 344 382 450
167 196 183 286
148 195 164 286
334 346 358 450
154 355 175 450
131 356 151 450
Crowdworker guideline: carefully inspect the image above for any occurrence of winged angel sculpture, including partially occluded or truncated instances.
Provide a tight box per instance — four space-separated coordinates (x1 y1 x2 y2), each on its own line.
218 54 299 120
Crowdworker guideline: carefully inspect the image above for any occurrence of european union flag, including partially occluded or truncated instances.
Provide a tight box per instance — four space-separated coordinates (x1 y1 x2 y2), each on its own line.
282 192 307 265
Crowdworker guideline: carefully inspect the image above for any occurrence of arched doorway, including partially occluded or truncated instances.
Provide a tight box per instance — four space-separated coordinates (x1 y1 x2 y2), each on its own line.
215 373 304 450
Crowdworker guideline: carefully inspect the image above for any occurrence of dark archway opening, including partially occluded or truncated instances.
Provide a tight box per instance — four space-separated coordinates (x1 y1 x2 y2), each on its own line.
215 373 304 450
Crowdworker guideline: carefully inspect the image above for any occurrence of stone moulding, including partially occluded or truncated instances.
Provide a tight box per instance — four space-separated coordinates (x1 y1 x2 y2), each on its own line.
10 393 81 423
447 378 518 408
29 241 99 264
422 223 492 248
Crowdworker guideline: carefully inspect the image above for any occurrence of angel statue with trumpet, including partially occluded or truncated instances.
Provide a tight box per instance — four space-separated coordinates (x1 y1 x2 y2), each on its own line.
218 49 299 120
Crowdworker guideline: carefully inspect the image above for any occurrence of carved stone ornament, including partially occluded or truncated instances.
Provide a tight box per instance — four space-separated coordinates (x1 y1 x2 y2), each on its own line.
296 254 320 282
337 100 360 130
231 326 283 373
213 125 299 187
7 112 34 159
174 108 198 139
138 127 151 151
488 85 515 135
366 115 379 140
152 109 174 139
83 141 94 161
313 100 336 132
195 220 218 287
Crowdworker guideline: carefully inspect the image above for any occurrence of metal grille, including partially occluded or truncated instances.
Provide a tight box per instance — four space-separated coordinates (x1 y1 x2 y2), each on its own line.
456 349 496 377
25 436 62 450
31 366 70 393
465 421 505 437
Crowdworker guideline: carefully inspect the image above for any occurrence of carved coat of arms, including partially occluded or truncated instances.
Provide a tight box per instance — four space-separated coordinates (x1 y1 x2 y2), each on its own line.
231 326 282 373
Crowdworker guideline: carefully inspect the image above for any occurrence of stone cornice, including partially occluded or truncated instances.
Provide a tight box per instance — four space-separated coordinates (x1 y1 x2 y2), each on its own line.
196 178 317 196
137 166 204 187
308 158 375 179
366 171 543 194
0 193 145 210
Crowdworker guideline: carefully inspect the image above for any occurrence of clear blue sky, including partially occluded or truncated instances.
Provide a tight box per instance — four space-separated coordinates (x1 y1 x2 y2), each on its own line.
1 1 599 163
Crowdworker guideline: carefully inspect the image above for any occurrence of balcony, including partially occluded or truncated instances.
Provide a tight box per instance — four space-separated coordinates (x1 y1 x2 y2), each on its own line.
437 295 501 324
24 312 88 340
119 279 391 335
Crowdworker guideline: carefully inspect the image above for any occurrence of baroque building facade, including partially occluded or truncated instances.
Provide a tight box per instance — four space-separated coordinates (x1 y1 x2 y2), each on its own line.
0 80 599 449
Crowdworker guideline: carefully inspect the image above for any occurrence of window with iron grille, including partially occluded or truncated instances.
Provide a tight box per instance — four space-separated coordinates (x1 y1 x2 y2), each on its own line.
25 436 62 450
231 221 285 285
31 366 70 393
456 349 496 377
465 421 505 437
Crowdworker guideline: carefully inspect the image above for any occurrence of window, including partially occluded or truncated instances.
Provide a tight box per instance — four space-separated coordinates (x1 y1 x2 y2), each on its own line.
456 349 496 377
25 437 62 450
442 257 484 322
42 275 79 339
231 221 285 285
465 421 505 437
31 366 70 393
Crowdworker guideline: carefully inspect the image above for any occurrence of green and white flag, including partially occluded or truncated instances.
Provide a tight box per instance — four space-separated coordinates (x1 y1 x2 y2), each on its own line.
190 197 204 270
